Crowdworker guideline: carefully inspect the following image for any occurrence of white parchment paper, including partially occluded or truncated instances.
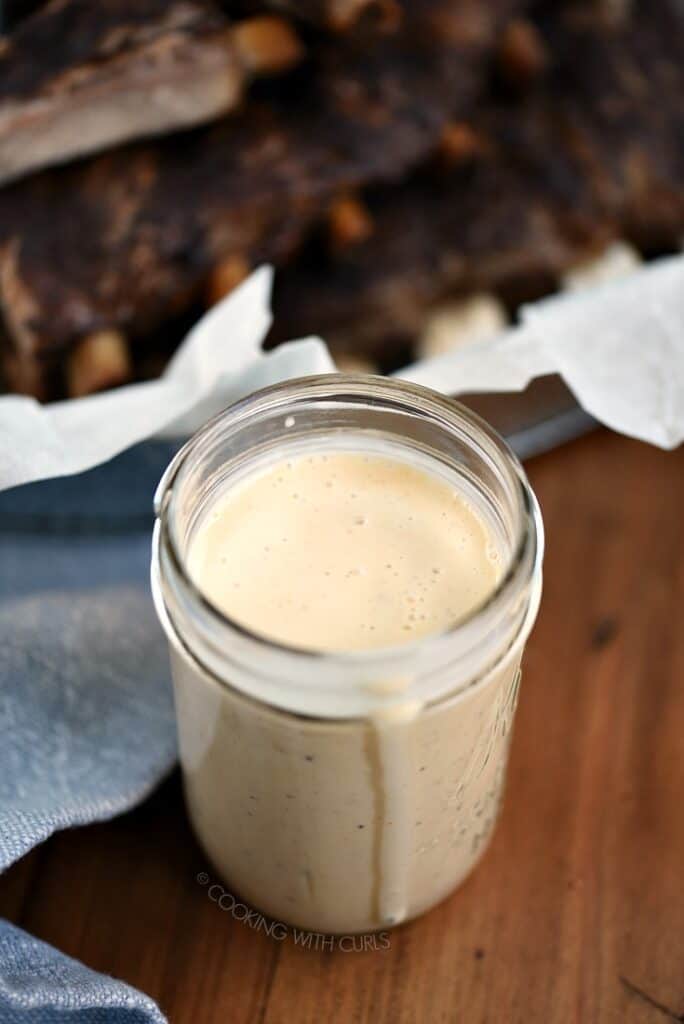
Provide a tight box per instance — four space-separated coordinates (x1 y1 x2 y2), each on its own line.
399 254 684 450
0 254 682 493
0 267 334 491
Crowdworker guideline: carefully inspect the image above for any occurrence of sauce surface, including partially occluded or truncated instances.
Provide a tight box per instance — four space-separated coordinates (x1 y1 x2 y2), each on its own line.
188 452 500 652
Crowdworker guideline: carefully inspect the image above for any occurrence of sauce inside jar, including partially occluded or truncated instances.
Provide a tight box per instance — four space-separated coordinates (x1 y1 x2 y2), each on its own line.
187 451 501 652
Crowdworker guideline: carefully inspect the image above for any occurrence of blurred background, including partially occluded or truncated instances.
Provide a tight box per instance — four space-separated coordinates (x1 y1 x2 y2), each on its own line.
0 0 682 403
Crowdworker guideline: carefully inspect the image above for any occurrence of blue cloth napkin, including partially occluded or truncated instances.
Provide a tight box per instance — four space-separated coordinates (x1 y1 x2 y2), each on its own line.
0 920 166 1023
0 444 181 1022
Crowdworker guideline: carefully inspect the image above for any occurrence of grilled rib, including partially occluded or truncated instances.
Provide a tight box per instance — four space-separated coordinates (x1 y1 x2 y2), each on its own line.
0 0 523 396
270 0 684 360
0 0 303 186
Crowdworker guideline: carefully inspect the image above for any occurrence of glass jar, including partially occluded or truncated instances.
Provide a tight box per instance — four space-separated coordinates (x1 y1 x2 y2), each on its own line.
151 375 543 935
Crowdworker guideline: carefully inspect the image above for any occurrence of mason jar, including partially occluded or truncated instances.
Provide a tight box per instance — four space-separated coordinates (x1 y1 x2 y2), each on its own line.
151 375 543 935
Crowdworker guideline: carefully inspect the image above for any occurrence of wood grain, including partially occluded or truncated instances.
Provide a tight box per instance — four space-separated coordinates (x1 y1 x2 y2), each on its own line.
1 430 683 1023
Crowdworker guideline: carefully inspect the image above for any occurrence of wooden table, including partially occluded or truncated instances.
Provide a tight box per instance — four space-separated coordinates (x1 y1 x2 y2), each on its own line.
2 430 683 1023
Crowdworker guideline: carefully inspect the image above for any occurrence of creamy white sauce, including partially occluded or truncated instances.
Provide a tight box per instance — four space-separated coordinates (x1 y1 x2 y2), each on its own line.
187 451 500 652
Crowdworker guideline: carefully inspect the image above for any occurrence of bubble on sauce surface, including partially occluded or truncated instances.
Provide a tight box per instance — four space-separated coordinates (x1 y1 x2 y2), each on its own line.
486 542 500 564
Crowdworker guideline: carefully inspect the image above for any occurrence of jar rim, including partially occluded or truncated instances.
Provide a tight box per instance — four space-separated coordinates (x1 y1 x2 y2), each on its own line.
154 375 543 680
